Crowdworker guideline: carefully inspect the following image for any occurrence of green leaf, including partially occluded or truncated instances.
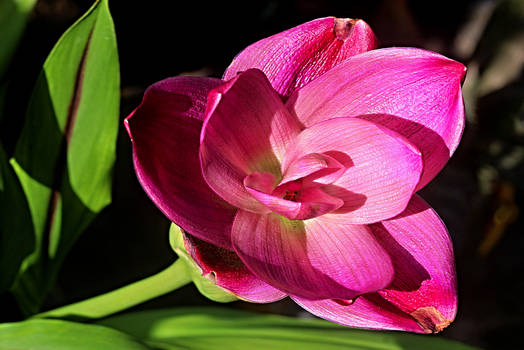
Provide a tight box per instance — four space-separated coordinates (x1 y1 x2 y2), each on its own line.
0 142 34 291
10 0 120 314
169 224 239 303
99 307 479 350
0 319 149 350
0 0 37 78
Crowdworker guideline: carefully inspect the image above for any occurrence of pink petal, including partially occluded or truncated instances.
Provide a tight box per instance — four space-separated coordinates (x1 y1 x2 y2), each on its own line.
125 76 236 248
283 117 422 224
182 231 286 303
293 195 457 334
223 17 378 98
292 294 423 333
244 173 343 220
231 210 394 300
371 194 457 333
281 152 346 185
200 69 301 212
287 48 466 189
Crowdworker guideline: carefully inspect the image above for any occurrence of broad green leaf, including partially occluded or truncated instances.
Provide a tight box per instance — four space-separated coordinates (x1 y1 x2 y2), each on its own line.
0 142 34 291
10 0 120 314
0 319 149 350
169 224 239 303
99 307 479 350
0 0 37 78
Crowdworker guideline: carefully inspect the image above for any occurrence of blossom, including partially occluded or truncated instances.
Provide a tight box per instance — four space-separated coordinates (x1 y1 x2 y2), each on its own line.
126 17 466 333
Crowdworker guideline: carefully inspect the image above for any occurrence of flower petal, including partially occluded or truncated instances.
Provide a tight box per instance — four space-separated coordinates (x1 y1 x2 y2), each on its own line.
287 48 466 189
293 195 457 334
282 152 346 185
182 231 286 303
292 294 423 333
200 69 301 212
223 17 378 98
371 194 457 333
283 117 422 224
125 76 235 248
231 210 394 300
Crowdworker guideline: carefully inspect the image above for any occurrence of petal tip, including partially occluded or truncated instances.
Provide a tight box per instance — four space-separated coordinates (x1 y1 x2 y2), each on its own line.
410 306 453 334
123 115 133 140
334 17 358 40
460 65 467 84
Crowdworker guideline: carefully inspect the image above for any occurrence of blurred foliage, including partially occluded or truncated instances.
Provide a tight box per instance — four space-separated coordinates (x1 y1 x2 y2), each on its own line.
98 308 479 350
0 0 37 79
0 308 479 350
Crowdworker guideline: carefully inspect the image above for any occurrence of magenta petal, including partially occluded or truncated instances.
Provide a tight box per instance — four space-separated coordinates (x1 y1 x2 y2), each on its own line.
283 117 422 224
370 194 457 333
182 231 286 303
125 76 235 248
292 294 423 333
231 211 394 300
282 152 346 185
223 17 378 98
287 47 466 189
200 69 301 212
293 195 457 334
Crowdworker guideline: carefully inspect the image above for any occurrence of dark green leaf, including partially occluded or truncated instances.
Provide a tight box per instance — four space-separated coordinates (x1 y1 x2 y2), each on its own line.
10 0 120 314
0 0 37 78
0 319 149 350
100 307 480 350
0 142 34 291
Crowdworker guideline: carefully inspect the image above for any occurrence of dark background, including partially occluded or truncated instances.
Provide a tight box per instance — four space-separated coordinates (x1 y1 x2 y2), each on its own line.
1 1 523 349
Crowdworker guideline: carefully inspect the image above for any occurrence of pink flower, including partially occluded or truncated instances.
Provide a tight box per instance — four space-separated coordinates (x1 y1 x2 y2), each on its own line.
126 17 466 333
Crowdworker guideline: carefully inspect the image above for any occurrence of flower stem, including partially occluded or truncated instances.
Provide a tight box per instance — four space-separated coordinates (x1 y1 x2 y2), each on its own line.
34 259 190 320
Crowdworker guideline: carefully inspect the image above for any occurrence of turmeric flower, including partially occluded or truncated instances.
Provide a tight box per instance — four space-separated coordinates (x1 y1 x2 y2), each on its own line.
126 17 465 333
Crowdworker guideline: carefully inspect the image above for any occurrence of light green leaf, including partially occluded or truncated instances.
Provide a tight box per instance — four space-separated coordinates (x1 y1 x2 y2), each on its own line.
0 319 149 350
0 142 34 291
169 223 239 303
10 0 120 314
0 0 37 78
99 307 479 350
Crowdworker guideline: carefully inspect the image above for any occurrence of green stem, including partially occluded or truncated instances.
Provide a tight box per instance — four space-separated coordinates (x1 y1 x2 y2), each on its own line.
34 259 191 320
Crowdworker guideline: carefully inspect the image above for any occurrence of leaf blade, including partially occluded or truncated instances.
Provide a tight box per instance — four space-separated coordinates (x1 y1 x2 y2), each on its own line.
99 307 480 350
10 0 120 314
0 143 34 291
0 319 150 350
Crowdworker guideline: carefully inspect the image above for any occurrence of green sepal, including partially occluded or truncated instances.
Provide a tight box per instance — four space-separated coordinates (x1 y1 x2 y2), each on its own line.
169 223 238 303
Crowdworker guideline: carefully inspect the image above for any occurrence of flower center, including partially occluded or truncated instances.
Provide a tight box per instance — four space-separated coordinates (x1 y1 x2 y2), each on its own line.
283 190 299 201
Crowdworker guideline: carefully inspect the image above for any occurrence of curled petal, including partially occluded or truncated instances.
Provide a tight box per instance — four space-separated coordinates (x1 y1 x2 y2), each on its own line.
287 48 466 189
232 211 394 300
371 194 457 333
125 76 235 248
223 17 378 97
283 117 423 224
200 69 301 212
282 152 346 185
181 231 287 303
